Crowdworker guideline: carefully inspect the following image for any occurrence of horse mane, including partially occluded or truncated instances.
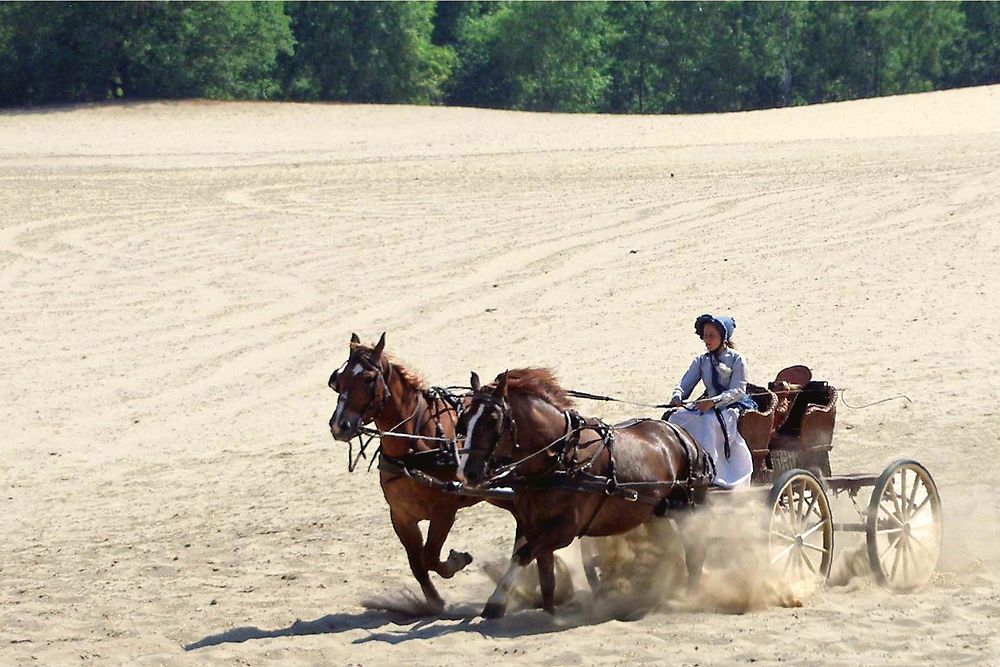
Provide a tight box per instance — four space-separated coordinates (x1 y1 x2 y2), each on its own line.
494 368 574 410
351 343 428 392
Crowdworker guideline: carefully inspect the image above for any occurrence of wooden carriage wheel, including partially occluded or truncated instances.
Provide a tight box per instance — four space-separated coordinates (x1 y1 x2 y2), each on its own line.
866 459 942 592
767 469 835 582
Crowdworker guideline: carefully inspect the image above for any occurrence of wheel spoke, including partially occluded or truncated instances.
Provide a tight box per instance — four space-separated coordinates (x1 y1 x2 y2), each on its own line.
889 536 904 579
908 532 937 560
772 530 798 544
771 542 796 565
909 494 933 518
900 470 908 517
879 530 903 562
876 526 904 535
891 477 905 520
902 537 911 582
800 518 828 539
802 541 830 555
804 492 820 522
906 471 921 516
800 548 817 574
879 501 904 526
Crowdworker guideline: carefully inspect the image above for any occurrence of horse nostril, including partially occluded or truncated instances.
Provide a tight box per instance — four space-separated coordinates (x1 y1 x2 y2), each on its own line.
339 419 351 431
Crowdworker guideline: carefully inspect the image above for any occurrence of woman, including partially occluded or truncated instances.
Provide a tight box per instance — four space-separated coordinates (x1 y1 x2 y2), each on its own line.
667 314 756 488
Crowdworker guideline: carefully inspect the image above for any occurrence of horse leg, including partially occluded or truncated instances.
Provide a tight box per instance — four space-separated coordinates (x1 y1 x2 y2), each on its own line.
423 505 472 578
390 510 444 613
535 550 557 614
677 511 707 595
482 535 530 619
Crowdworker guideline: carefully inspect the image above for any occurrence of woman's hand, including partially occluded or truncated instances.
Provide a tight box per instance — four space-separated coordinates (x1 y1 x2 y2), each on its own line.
669 397 683 408
695 399 715 413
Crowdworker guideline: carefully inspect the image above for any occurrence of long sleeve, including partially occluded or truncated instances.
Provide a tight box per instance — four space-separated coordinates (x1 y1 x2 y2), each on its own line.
711 353 748 408
672 356 703 402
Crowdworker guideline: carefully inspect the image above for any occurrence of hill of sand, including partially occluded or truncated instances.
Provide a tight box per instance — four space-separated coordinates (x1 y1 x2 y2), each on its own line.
2 86 999 666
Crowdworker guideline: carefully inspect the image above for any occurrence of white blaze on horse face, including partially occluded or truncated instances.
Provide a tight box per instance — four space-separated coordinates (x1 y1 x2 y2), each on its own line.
349 363 364 376
332 392 349 428
457 403 486 481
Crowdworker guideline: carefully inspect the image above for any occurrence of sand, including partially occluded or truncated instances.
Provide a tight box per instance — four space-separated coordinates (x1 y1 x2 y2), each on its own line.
2 85 999 666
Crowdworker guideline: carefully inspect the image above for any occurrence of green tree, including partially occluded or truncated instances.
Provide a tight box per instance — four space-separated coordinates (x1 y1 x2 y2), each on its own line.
604 2 794 114
0 2 293 106
952 1 1000 86
603 1 674 113
449 1 610 112
126 2 294 99
873 2 964 95
281 1 454 103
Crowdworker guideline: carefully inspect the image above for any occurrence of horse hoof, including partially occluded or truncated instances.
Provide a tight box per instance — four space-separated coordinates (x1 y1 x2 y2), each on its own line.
482 601 507 619
449 549 473 569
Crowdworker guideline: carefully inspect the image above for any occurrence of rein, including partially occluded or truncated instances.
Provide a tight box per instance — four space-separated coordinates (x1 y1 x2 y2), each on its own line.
567 386 911 412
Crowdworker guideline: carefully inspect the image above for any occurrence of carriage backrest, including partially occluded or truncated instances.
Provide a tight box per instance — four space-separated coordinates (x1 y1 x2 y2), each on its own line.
775 381 836 435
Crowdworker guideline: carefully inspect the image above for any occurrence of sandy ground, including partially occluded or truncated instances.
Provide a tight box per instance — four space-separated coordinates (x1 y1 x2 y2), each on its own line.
2 86 1000 666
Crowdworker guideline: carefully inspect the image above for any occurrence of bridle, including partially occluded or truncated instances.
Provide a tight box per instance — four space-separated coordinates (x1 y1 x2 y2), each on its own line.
328 350 395 472
462 393 519 481
329 349 393 427
330 350 462 473
463 392 613 484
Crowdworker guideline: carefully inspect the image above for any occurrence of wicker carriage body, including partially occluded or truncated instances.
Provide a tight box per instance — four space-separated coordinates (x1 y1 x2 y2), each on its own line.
736 383 777 482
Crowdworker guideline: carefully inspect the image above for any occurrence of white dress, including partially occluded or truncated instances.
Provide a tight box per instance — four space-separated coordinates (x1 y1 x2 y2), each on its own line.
667 350 753 488
668 406 752 488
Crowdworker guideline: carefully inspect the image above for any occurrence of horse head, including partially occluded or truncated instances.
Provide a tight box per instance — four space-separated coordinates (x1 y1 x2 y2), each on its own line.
328 332 390 441
456 370 513 487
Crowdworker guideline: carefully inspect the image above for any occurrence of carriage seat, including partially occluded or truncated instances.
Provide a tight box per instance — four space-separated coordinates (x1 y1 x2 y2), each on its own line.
768 380 837 454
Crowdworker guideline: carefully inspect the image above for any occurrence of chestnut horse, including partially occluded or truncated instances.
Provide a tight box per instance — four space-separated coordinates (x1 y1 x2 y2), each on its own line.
328 333 518 612
456 368 712 618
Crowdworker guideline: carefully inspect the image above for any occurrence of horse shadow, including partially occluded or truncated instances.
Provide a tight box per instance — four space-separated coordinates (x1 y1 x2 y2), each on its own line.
184 599 597 650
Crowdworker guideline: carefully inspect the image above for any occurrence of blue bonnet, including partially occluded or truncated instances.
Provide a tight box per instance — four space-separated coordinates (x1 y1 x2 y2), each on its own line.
694 314 736 342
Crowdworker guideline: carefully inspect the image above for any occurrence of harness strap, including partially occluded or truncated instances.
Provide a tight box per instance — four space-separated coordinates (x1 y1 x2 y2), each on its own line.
663 419 715 504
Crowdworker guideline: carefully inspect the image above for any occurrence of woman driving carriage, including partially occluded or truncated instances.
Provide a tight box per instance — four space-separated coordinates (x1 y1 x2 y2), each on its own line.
667 314 756 488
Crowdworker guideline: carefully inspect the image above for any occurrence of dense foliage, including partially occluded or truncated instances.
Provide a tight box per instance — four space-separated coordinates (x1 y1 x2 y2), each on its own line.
1 1 997 112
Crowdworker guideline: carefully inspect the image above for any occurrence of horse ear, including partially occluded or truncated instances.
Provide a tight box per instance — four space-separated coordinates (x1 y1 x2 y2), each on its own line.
494 371 509 398
373 331 386 358
350 332 361 345
328 370 340 389
470 371 481 392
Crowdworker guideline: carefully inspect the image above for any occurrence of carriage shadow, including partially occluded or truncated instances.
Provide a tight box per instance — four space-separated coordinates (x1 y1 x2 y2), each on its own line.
184 601 597 650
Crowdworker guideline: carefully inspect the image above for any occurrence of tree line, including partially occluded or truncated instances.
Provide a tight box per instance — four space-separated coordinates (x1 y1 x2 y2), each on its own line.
1 1 997 113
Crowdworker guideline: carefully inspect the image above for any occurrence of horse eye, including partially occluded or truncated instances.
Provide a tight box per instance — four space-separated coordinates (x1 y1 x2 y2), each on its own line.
364 375 376 385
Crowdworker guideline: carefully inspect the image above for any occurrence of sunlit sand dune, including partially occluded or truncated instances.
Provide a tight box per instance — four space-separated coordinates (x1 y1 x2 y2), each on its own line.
2 86 999 665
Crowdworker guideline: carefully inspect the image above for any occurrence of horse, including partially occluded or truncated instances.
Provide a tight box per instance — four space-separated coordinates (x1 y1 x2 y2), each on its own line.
328 332 520 613
456 368 712 618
